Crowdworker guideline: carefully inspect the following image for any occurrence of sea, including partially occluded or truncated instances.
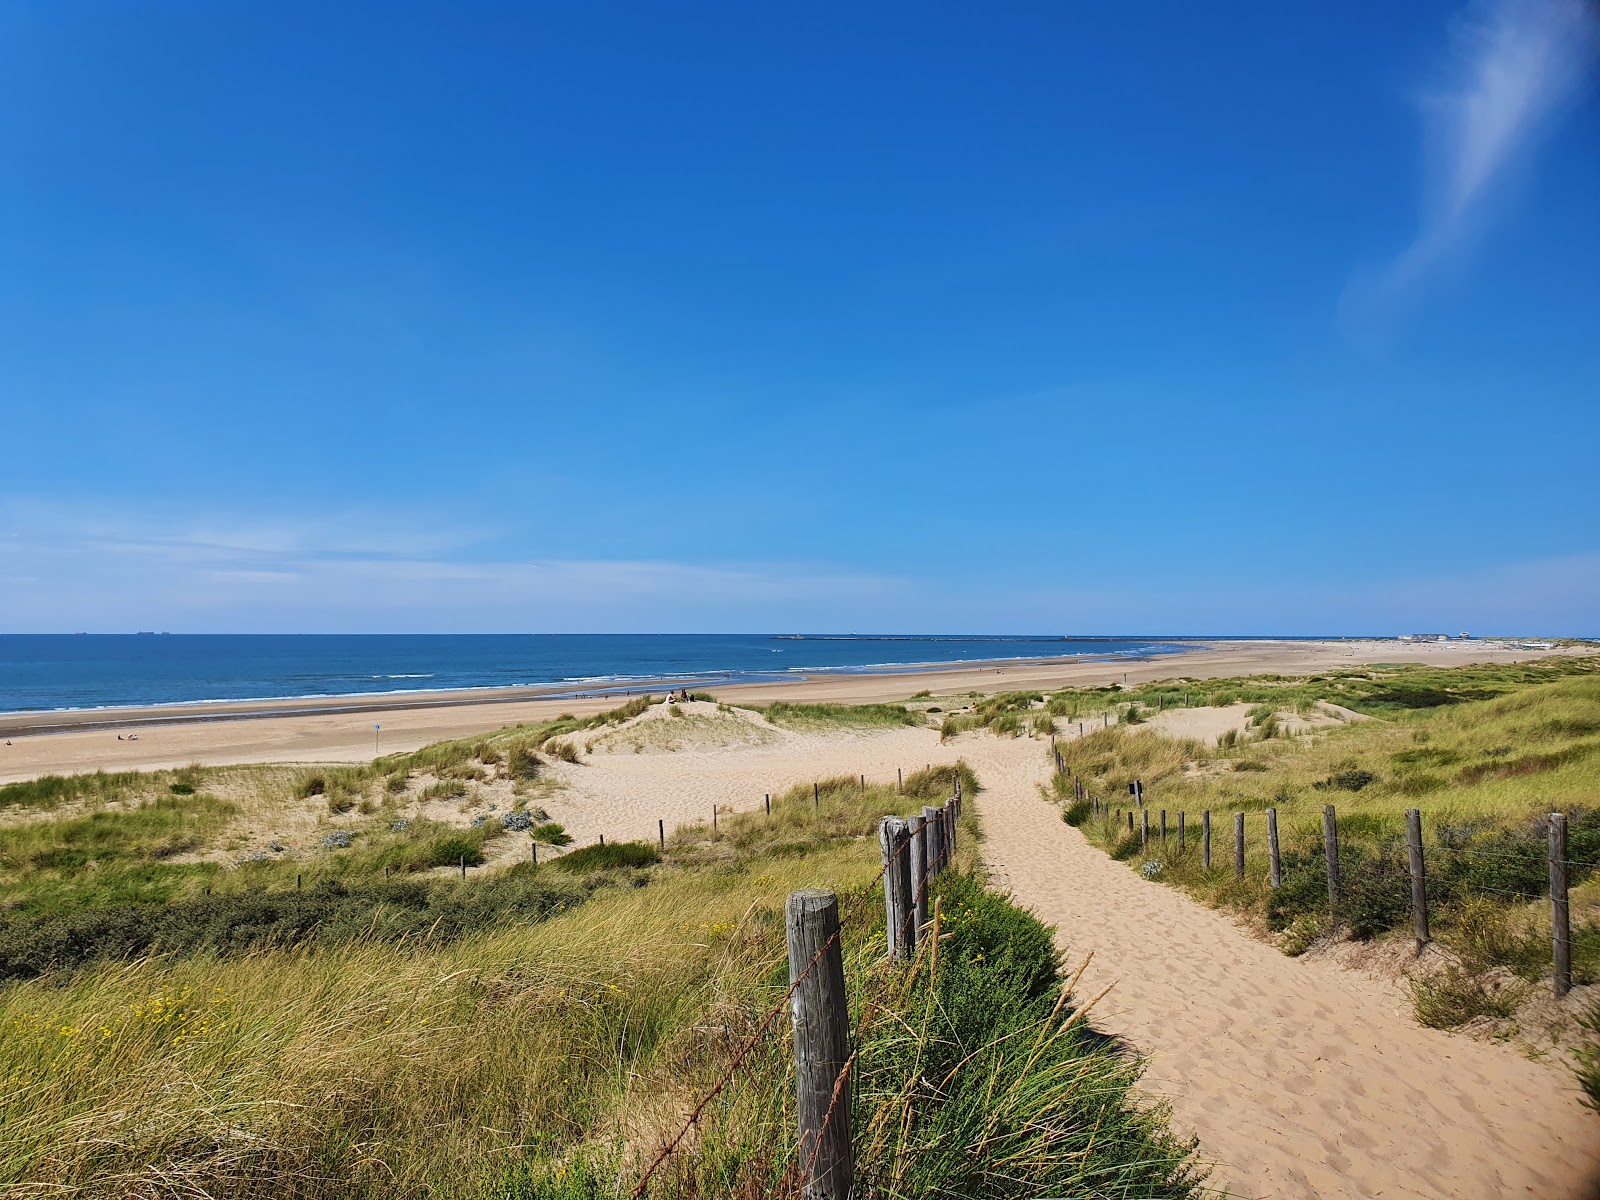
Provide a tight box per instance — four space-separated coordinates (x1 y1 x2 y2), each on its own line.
0 634 1200 714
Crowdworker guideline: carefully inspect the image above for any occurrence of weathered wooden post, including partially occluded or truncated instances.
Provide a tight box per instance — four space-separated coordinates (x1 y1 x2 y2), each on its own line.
1141 809 1149 850
1266 809 1281 888
712 808 718 837
297 874 302 890
786 890 854 1199
1406 807 1428 953
879 817 914 959
1160 809 1167 844
814 781 819 808
460 855 467 880
1202 810 1211 870
1323 804 1340 911
1126 810 1132 832
600 833 605 846
531 840 537 865
922 805 943 874
943 797 957 861
1234 813 1245 879
659 818 666 849
1179 811 1186 851
897 767 903 794
766 793 771 816
1552 812 1571 998
909 816 929 934
860 774 865 792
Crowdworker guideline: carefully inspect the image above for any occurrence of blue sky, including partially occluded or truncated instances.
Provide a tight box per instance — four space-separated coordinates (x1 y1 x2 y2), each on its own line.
2 0 1597 635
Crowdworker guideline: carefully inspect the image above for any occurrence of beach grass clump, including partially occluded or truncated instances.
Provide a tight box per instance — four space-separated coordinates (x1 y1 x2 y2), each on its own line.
0 770 151 813
552 840 660 873
755 701 922 730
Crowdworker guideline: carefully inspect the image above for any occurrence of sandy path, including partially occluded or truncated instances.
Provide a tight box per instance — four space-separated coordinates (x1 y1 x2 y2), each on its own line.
959 736 1600 1200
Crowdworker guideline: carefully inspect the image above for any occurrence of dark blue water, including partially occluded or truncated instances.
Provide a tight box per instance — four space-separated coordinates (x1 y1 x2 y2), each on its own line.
0 634 1198 713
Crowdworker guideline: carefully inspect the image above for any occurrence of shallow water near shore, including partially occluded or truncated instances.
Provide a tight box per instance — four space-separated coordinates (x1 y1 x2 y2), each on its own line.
0 633 1200 713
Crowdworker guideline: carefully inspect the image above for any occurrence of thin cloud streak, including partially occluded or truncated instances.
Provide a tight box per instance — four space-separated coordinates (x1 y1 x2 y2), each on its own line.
1 506 1595 635
1345 0 1597 329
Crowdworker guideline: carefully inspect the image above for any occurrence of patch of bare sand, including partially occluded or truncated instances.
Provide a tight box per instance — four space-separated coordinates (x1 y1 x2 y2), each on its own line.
960 734 1600 1200
534 708 949 848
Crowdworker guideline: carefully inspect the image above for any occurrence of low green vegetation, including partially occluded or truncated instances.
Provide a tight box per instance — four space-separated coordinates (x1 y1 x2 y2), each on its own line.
1051 662 1600 1050
754 701 923 730
1 736 1202 1197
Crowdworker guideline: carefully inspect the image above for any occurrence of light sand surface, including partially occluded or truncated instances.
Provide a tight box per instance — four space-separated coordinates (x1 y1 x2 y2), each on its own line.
959 733 1600 1200
2 639 1586 785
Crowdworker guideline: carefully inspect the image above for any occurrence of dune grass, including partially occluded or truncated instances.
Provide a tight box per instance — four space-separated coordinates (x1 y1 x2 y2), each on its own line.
1053 666 1600 1041
1 760 1202 1198
752 701 923 731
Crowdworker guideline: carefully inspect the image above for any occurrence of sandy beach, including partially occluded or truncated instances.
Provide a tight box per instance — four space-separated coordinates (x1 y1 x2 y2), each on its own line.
0 638 1583 785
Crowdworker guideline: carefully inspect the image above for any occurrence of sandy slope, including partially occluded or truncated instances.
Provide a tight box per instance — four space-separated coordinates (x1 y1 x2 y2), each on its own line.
958 734 1600 1200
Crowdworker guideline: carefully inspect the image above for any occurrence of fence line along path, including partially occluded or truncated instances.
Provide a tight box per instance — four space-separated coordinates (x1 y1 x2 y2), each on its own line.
955 737 1600 1200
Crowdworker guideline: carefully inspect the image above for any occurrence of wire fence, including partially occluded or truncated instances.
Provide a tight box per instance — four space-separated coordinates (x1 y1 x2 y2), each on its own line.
630 772 964 1197
1055 762 1586 1000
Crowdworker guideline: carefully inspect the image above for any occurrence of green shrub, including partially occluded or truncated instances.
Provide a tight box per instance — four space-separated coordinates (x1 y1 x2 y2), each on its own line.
1314 768 1377 792
0 873 589 981
553 841 660 872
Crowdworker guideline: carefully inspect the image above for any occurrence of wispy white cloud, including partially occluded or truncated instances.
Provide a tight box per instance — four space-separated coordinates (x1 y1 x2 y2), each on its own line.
2 502 1595 635
1345 0 1597 329
0 503 906 632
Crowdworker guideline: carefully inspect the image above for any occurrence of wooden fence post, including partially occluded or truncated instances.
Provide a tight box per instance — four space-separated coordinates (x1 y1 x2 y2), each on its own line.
898 767 903 794
1179 811 1186 851
1234 813 1245 879
879 817 914 959
531 840 537 865
460 855 467 880
1406 807 1428 953
1126 810 1132 832
860 774 865 792
909 816 929 935
786 890 854 1199
659 818 666 849
1141 809 1149 850
766 793 771 816
712 808 718 837
943 798 957 861
922 805 943 875
1267 809 1281 889
814 782 819 808
1202 810 1211 870
1323 804 1340 911
1160 809 1167 844
1552 812 1571 999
